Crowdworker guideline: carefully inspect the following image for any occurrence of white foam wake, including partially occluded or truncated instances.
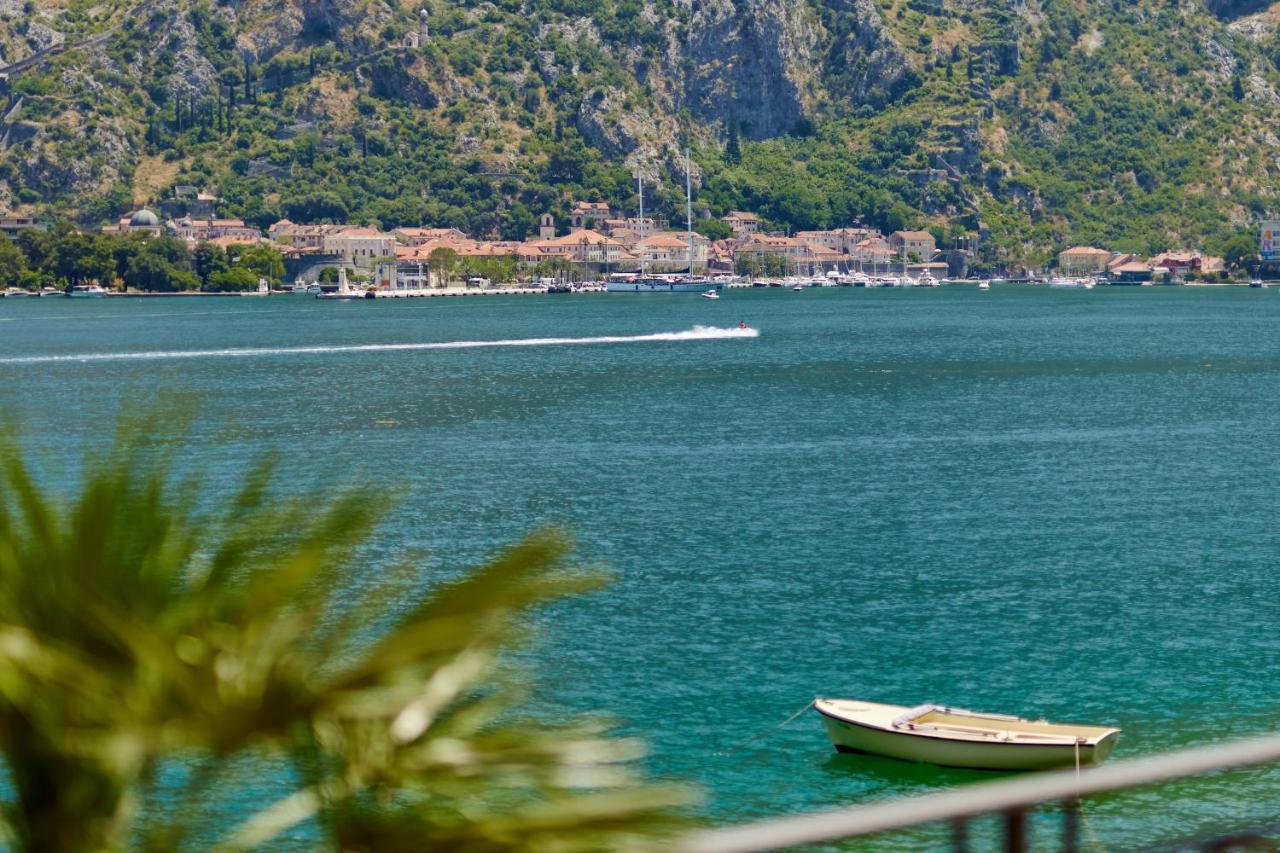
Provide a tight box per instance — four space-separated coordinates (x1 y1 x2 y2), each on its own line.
0 325 759 365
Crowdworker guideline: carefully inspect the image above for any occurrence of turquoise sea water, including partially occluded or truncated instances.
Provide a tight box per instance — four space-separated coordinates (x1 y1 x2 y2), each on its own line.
2 286 1280 847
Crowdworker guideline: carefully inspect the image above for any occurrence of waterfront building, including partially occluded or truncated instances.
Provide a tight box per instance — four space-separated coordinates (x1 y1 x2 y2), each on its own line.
1110 261 1157 284
1058 246 1113 276
268 220 336 250
0 214 36 239
1150 251 1224 276
605 227 643 250
603 217 663 238
169 217 260 243
392 227 468 246
538 213 556 240
635 232 709 272
735 234 811 262
795 227 880 255
570 202 613 232
708 240 737 272
850 237 894 264
888 230 938 261
375 260 434 291
724 211 761 237
111 209 164 236
523 229 624 266
323 227 396 268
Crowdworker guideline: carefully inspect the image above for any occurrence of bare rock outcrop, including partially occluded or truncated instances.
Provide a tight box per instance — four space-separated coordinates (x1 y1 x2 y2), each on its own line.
666 0 819 139
1205 0 1275 20
649 0 914 140
822 0 919 108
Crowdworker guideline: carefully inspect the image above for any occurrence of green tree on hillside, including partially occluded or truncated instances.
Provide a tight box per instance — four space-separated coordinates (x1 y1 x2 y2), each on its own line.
1219 232 1258 271
428 246 460 285
231 244 285 284
49 231 115 287
123 239 200 292
207 267 260 291
0 235 26 286
192 241 230 286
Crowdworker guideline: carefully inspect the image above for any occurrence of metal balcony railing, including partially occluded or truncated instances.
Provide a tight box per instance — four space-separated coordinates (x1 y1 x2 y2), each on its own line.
679 733 1280 853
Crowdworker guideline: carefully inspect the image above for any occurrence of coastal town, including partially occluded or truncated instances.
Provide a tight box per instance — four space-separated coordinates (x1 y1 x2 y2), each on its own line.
0 194 1268 296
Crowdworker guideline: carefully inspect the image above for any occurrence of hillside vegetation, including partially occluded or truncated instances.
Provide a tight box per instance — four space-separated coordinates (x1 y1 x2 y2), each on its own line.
3 0 1280 263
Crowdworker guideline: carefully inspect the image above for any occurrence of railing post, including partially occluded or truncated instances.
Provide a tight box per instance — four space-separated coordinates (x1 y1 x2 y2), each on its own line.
1003 808 1027 853
1063 799 1080 852
951 817 969 852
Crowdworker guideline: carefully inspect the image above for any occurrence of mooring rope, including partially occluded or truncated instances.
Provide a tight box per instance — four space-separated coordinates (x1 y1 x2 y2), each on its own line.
718 699 816 757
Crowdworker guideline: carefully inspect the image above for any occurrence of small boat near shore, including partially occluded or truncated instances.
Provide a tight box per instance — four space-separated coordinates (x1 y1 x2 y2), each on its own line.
701 289 719 299
814 698 1120 771
68 284 108 298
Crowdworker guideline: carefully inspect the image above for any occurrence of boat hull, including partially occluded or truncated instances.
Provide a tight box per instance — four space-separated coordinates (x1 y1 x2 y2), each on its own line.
606 281 722 293
817 705 1118 771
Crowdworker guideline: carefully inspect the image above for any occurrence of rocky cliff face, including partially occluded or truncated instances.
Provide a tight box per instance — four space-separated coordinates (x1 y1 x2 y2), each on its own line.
652 0 914 139
1205 0 1276 19
233 0 394 61
672 0 819 139
821 0 918 109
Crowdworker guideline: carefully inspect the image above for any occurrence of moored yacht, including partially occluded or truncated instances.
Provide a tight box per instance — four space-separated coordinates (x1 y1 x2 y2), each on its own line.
39 287 65 297
1050 277 1093 289
316 269 367 300
606 151 717 294
68 284 108 298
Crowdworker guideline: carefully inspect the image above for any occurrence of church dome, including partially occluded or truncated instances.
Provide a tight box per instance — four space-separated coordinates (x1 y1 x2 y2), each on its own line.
130 209 159 227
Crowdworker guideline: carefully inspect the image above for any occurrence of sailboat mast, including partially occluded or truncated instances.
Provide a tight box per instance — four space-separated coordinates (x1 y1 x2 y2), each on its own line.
685 148 694 277
638 175 645 277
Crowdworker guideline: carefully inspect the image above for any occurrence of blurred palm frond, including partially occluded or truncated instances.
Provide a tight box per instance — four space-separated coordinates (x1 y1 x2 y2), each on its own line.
0 414 693 852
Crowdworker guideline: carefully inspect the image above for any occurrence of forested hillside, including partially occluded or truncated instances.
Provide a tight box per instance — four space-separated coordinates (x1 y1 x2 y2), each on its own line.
3 0 1280 263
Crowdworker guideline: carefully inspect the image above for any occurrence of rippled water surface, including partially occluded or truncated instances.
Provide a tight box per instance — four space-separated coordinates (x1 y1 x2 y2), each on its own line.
3 286 1280 847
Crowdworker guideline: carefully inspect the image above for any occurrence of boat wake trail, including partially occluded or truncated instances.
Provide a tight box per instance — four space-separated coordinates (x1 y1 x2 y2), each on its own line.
0 325 759 365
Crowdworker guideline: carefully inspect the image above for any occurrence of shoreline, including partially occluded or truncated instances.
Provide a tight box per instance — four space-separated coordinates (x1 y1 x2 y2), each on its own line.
3 281 1276 300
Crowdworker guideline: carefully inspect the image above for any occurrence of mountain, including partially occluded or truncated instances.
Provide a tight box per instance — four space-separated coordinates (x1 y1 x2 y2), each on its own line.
2 0 1280 264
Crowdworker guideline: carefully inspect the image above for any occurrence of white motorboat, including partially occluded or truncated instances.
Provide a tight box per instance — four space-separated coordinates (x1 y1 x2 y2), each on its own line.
1050 278 1094 289
68 284 108 298
701 289 720 300
792 284 805 291
2 288 32 298
38 287 65 297
815 698 1120 771
918 272 940 287
977 280 991 291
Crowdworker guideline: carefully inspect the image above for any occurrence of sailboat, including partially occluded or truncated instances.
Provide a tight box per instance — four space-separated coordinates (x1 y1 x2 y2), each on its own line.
315 267 367 300
606 152 721 293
